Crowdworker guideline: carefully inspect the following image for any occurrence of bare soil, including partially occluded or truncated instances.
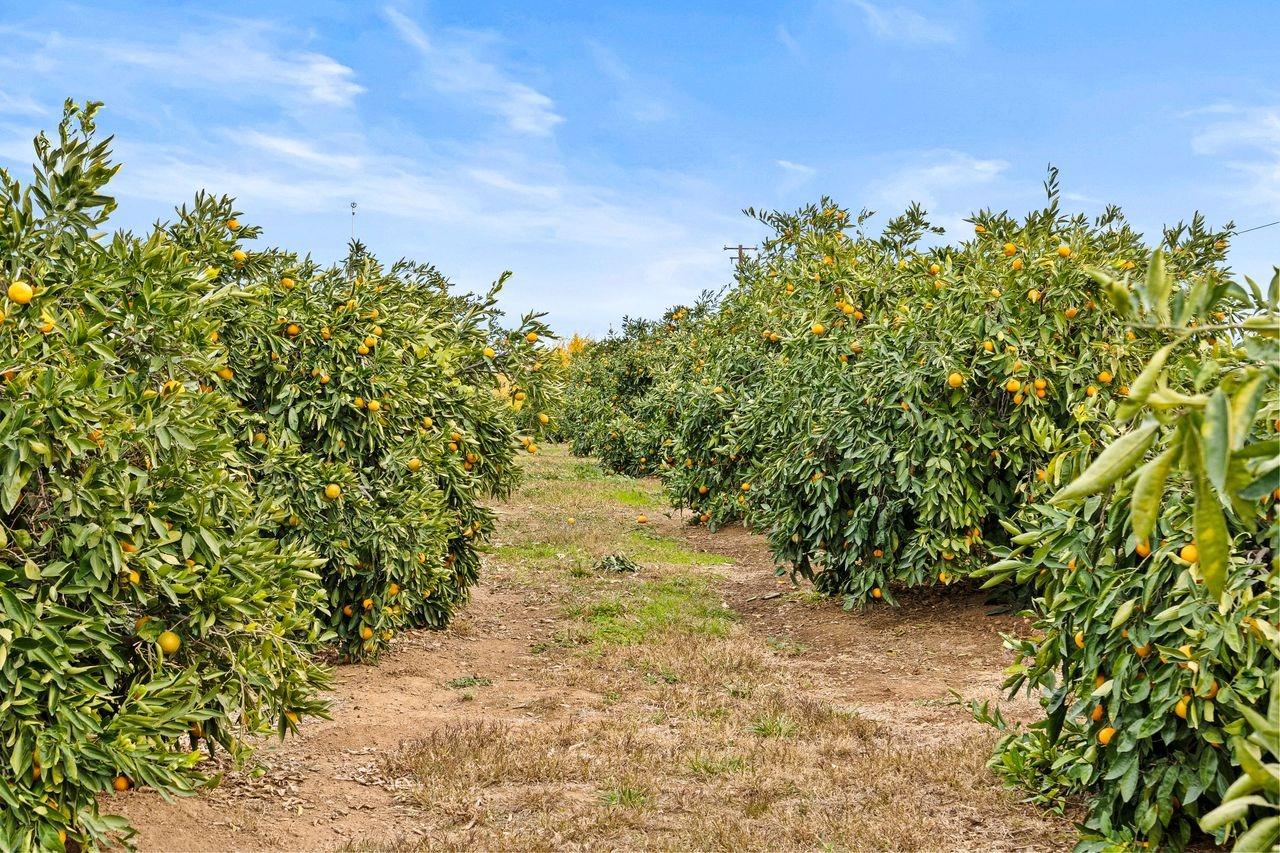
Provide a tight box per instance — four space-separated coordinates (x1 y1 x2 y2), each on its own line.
111 446 1068 852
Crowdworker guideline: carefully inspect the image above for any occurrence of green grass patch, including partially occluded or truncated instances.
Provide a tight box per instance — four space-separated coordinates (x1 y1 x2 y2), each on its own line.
573 573 735 647
687 753 748 777
627 530 732 566
446 675 492 689
749 711 797 738
598 785 649 809
609 487 660 508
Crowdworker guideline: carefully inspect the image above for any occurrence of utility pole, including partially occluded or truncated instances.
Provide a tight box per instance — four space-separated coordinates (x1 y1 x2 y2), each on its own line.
350 202 357 239
723 244 758 265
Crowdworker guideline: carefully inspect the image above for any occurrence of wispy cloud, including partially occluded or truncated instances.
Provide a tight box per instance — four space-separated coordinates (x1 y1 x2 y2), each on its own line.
0 92 45 117
1190 104 1280 210
848 0 956 45
586 41 671 123
776 159 817 192
383 7 564 136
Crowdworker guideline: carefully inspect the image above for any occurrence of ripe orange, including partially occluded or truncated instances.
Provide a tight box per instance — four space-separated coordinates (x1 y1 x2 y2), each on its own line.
1179 543 1198 563
1135 643 1151 658
157 630 181 654
1074 630 1085 649
1002 243 1017 257
811 322 825 335
407 457 422 472
1174 695 1189 719
698 485 709 494
1135 540 1151 557
281 276 294 290
232 249 247 264
873 549 883 557
226 218 239 230
113 775 131 792
1064 307 1078 319
1085 385 1098 397
982 340 994 352
538 413 550 425
636 515 648 524
366 400 381 413
324 483 342 500
423 417 434 429
741 483 751 492
871 587 882 599
360 626 374 641
342 605 354 617
947 372 964 389
1057 245 1072 258
526 332 539 343
483 347 495 358
216 367 234 381
286 323 300 337
1098 370 1114 384
1098 726 1116 746
1005 379 1021 393
1011 258 1024 271
357 345 370 355
1027 288 1041 303
1091 704 1104 722
7 281 33 304
388 583 400 596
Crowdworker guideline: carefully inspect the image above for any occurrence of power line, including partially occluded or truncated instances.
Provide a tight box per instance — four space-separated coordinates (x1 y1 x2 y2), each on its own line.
723 244 758 265
1235 219 1279 235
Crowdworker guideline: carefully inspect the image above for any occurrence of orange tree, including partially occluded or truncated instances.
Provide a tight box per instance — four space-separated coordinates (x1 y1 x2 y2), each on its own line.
0 103 330 851
162 197 556 660
653 185 1229 605
979 257 1278 850
561 310 699 476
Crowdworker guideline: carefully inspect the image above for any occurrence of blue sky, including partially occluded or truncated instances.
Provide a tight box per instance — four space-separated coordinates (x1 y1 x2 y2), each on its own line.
1 1 1277 335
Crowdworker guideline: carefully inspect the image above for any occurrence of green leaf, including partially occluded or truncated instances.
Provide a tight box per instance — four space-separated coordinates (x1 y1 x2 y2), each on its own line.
1194 473 1230 598
1051 421 1161 504
1146 250 1170 323
1202 388 1231 495
1131 444 1178 544
1232 816 1280 853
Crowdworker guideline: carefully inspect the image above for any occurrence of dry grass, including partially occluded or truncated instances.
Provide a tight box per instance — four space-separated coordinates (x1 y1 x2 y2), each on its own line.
368 447 1070 851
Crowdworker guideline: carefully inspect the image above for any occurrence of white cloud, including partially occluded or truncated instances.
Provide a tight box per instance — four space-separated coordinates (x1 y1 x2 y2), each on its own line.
776 159 817 193
1190 105 1280 211
10 26 363 109
384 7 564 136
586 41 671 123
869 149 1007 211
848 0 956 45
0 92 45 117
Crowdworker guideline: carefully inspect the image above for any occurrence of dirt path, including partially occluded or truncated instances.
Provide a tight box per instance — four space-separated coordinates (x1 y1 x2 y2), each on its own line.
113 446 1069 852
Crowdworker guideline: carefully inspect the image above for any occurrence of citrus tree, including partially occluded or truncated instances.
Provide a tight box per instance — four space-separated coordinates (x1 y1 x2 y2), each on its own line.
0 103 330 851
982 257 1278 849
162 196 557 660
584 186 1222 607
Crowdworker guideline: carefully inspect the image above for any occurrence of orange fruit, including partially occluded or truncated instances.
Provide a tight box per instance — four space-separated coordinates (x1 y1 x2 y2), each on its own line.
1085 385 1098 397
1057 245 1071 257
1135 540 1151 557
113 775 131 792
232 249 247 264
1002 243 1017 257
226 218 239 230
366 400 381 413
871 587 882 599
741 483 751 492
947 372 964 389
286 323 300 337
526 332 539 343
1174 695 1189 719
1074 630 1085 649
216 367 234 381
982 340 994 352
1027 288 1041 303
360 626 374 641
342 605 354 617
1179 543 1198 563
483 347 495 358
324 483 342 500
636 515 648 524
157 630 181 654
281 276 294 290
1098 371 1114 384
1091 704 1104 722
1098 727 1116 746
929 263 941 275
1005 378 1021 393
1135 643 1150 658
811 322 825 335
873 549 883 557
6 281 33 304
1064 307 1078 319
407 457 422 472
